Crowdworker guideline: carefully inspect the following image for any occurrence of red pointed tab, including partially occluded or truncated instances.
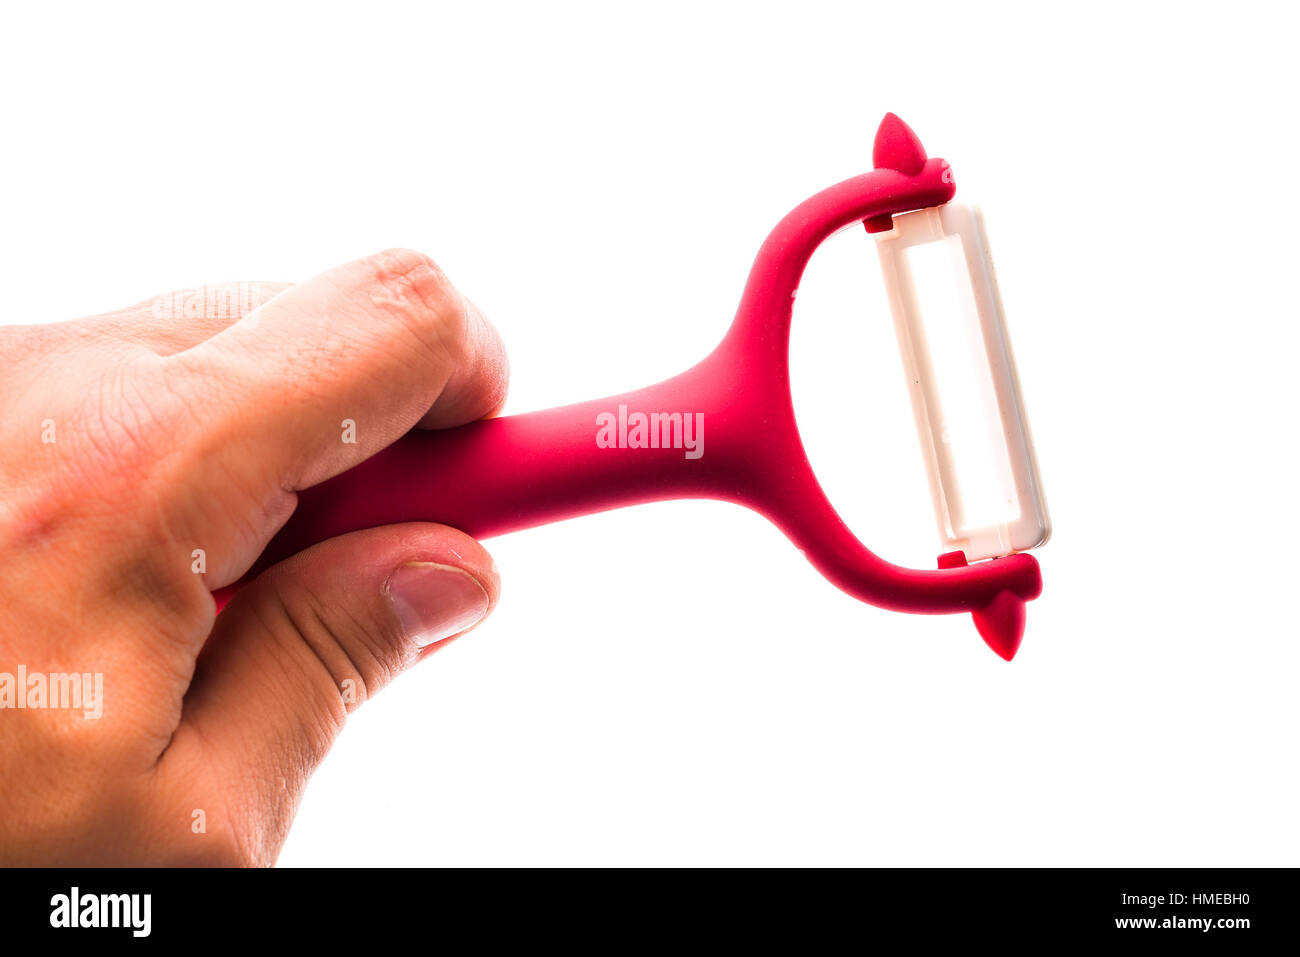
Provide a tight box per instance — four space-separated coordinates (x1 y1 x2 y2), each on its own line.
972 591 1027 661
872 112 927 175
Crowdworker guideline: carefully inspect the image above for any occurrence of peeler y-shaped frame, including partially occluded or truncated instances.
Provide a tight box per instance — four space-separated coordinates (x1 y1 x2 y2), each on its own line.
217 114 1045 659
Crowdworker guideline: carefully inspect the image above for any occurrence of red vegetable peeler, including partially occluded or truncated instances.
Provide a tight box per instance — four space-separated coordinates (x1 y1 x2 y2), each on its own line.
218 114 1050 660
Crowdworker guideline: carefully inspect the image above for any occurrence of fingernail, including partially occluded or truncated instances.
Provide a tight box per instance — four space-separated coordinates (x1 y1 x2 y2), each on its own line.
386 562 490 648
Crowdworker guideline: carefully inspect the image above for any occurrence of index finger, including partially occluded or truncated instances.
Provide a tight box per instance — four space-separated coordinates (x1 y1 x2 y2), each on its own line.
160 248 509 582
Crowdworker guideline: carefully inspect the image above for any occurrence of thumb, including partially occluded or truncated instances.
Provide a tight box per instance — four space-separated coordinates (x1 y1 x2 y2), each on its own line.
159 523 498 863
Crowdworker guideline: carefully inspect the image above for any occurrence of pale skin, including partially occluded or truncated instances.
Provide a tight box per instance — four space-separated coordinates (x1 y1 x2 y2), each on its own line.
0 250 509 865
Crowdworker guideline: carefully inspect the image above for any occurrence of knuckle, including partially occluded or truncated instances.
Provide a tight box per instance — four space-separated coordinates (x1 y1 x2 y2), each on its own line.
368 246 440 279
360 248 471 362
365 248 448 309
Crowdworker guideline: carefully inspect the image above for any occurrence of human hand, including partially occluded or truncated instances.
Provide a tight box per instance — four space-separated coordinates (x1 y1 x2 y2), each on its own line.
0 249 508 865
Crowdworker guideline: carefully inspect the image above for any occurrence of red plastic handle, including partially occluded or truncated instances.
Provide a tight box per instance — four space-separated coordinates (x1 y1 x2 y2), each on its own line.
218 114 1042 659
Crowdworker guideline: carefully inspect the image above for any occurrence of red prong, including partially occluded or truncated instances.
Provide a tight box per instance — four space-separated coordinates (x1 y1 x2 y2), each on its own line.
872 112 928 175
972 591 1028 661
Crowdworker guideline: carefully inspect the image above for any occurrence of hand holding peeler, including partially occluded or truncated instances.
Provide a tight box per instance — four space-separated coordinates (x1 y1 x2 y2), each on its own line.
217 114 1050 660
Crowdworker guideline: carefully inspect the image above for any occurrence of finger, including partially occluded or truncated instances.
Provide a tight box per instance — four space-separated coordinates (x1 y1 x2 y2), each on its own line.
412 292 509 429
48 282 294 355
174 249 508 484
156 522 499 863
158 249 508 578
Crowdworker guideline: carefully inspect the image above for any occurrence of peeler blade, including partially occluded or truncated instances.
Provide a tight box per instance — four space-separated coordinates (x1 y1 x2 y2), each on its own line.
875 203 1051 562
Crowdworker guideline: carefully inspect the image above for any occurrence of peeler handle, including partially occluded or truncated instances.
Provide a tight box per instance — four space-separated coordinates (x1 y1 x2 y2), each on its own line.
219 347 754 605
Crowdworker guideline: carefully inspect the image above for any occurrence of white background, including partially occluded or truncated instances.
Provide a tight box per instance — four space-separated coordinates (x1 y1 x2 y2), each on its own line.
2 2 1297 865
